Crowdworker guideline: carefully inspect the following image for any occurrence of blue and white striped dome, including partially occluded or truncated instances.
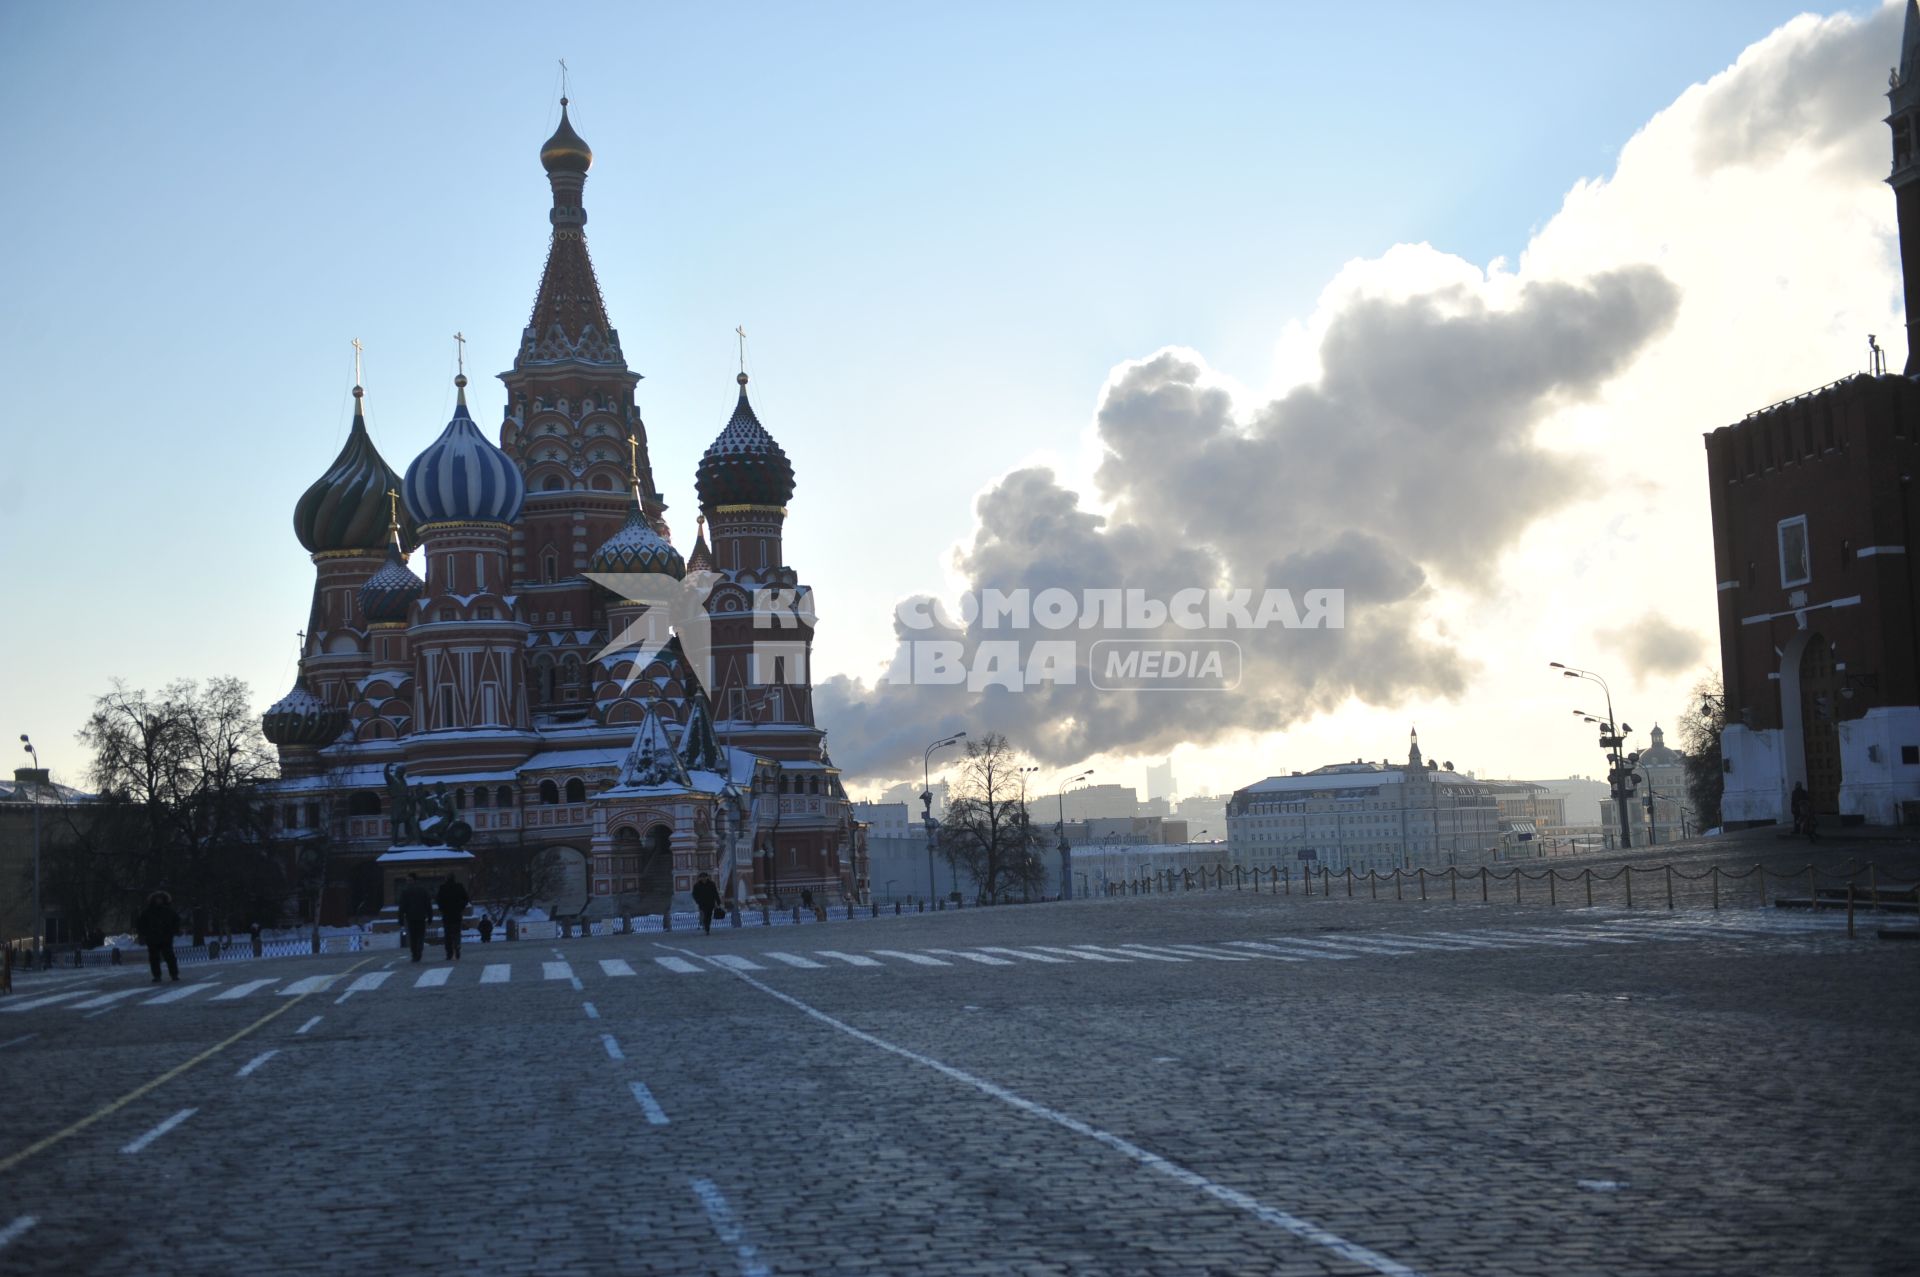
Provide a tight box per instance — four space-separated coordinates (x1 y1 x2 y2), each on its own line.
403 376 526 526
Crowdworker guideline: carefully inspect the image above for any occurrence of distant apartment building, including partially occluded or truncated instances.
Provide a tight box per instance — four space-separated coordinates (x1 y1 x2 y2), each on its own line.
850 801 914 841
1225 732 1504 872
1144 758 1177 801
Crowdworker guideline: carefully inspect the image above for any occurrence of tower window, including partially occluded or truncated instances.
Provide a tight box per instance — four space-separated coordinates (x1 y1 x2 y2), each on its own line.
544 475 565 492
1778 516 1810 587
540 780 560 805
543 552 558 584
497 785 514 808
565 778 586 804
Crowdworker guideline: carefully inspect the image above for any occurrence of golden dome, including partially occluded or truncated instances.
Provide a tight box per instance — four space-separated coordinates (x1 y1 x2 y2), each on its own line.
541 98 592 174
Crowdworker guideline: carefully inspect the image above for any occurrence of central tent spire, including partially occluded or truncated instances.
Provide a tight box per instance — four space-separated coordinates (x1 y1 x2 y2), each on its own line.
522 94 623 368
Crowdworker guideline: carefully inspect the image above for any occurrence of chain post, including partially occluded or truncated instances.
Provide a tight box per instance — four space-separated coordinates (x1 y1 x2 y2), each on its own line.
1869 862 1878 910
1449 867 1457 902
1480 867 1488 903
1513 868 1521 904
1585 869 1592 907
1346 868 1354 898
1547 870 1555 907
1394 869 1403 901
1711 865 1719 910
1847 881 1856 939
1370 869 1378 900
1625 866 1633 910
1665 865 1674 910
1808 864 1816 908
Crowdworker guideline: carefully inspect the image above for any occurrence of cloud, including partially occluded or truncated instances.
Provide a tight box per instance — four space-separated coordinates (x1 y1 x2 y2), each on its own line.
1599 617 1708 686
820 2 1904 785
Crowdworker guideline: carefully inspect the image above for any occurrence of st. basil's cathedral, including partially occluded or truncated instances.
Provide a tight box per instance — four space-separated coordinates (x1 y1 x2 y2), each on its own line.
261 101 865 921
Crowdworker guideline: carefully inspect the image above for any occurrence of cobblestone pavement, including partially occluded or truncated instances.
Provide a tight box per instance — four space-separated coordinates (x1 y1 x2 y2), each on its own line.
0 876 1914 1276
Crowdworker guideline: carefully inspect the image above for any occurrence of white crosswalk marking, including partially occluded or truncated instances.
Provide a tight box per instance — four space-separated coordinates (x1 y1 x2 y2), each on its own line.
145 981 220 1005
1030 945 1131 962
1258 937 1389 957
1276 936 1427 956
763 952 826 968
1483 928 1638 946
814 950 882 967
0 991 88 1013
70 989 148 1010
542 961 574 982
925 949 1014 966
598 959 636 977
414 967 453 988
871 949 950 966
708 954 766 972
1215 941 1306 961
481 964 511 984
1074 944 1187 962
279 975 342 996
976 947 1069 964
1123 944 1249 963
344 972 392 994
213 980 277 1001
1362 932 1509 951
655 956 704 974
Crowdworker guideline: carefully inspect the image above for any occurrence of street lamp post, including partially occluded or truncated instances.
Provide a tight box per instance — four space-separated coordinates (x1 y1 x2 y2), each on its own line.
923 733 965 906
20 735 41 953
1552 663 1636 852
1054 768 1093 900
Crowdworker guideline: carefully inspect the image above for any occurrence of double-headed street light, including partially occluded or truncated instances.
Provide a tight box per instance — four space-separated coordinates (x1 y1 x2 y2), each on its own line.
923 732 966 904
1054 768 1094 900
20 734 42 952
1553 660 1636 850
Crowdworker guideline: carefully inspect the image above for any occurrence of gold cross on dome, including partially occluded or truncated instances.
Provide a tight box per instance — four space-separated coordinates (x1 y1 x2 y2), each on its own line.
735 325 747 374
453 331 466 376
627 433 641 481
387 487 401 531
350 337 363 386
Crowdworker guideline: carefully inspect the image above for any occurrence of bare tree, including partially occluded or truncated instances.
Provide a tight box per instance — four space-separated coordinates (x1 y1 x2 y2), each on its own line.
939 733 1046 903
75 678 280 940
470 839 565 925
1680 675 1727 831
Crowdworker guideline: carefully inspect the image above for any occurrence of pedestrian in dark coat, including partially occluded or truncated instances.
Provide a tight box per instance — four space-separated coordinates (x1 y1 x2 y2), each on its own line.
435 874 470 960
398 875 434 962
1790 782 1814 838
691 872 721 935
478 915 494 944
136 890 181 983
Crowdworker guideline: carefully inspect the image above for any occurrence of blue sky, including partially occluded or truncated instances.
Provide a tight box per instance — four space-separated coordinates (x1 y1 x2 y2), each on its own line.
0 1 1858 789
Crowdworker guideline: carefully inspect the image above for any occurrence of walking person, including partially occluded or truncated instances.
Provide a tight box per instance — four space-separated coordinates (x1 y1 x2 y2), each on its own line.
436 873 470 960
1790 782 1814 838
692 871 720 935
137 890 181 983
398 874 433 963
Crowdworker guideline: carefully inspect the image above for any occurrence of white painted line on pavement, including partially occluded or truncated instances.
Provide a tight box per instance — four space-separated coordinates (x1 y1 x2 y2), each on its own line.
213 980 277 1001
1269 937 1422 957
121 1107 197 1155
0 991 88 1013
0 1215 37 1252
707 955 766 972
1072 944 1186 963
280 975 342 996
1029 945 1130 963
601 1033 624 1061
295 1016 322 1035
1251 939 1370 959
1217 942 1307 962
655 956 704 974
414 967 453 989
235 1049 279 1078
0 1034 39 1051
71 989 147 1011
582 1002 600 1020
813 950 881 967
1120 944 1247 963
337 972 392 1003
870 949 949 967
543 960 582 990
690 1177 771 1277
1357 933 1503 952
925 948 1014 966
977 947 1069 964
763 952 825 968
629 1081 670 1125
1481 928 1636 946
481 964 511 984
685 952 1425 1277
145 981 220 1005
599 959 636 977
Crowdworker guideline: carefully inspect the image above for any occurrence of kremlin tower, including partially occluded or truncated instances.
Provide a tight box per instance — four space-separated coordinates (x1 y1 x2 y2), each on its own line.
264 101 862 921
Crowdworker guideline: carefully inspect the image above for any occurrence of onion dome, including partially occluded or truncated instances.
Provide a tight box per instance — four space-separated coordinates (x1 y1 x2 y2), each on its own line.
294 386 416 553
686 515 713 573
360 497 424 623
591 475 685 580
262 677 347 748
540 98 592 174
403 375 526 526
695 373 796 510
